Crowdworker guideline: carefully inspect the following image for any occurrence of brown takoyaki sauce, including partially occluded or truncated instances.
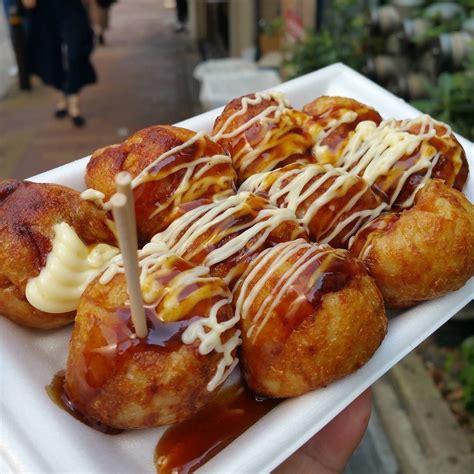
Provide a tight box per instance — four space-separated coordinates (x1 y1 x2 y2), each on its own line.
271 251 365 342
70 308 202 405
46 371 123 435
155 383 279 474
349 213 401 259
317 103 381 153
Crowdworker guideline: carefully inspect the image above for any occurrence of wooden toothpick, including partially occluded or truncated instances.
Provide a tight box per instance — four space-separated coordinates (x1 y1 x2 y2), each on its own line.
110 191 147 338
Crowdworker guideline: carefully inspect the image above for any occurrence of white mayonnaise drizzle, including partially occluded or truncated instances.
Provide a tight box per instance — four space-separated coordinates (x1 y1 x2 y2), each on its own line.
25 222 119 313
211 91 309 176
131 130 233 199
211 91 291 142
100 241 241 391
316 115 452 208
152 192 303 285
80 188 106 207
240 164 387 244
235 239 334 341
311 110 359 162
89 130 234 219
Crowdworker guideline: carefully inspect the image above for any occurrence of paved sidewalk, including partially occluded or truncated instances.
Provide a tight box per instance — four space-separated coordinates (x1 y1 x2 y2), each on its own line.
374 351 474 474
0 0 200 179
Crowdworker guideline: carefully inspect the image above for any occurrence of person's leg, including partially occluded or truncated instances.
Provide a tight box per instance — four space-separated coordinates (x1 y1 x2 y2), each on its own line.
25 0 66 111
175 0 187 32
58 0 96 126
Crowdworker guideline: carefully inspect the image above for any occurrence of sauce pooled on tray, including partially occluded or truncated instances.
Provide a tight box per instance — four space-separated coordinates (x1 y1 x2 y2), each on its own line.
155 383 279 474
46 371 123 435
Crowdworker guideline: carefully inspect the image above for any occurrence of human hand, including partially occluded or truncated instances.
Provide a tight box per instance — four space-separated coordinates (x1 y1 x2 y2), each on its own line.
274 388 372 474
22 0 37 9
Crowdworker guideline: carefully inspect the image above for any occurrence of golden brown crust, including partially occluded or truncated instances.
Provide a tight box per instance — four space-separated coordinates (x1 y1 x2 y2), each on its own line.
303 96 382 123
304 97 468 205
390 120 469 204
212 94 315 183
349 179 474 308
0 180 116 329
303 96 382 165
157 193 309 288
242 162 384 248
66 262 235 429
234 242 387 397
86 125 236 244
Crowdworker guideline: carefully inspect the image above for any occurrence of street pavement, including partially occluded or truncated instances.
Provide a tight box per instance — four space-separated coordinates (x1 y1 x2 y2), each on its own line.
0 0 199 179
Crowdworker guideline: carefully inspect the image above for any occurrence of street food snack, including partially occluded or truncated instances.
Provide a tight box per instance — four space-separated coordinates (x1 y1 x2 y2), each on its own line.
65 242 240 429
212 92 315 183
86 125 236 244
234 239 387 397
303 95 383 165
349 180 474 308
153 192 308 287
309 111 468 208
0 180 117 329
1 89 472 460
240 163 386 248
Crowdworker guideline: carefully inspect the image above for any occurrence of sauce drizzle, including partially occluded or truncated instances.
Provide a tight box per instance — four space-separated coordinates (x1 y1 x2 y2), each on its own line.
46 371 123 435
155 383 279 474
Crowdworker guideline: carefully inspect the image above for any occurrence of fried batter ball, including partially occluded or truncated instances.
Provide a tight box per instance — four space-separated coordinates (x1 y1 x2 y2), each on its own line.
307 103 468 208
239 162 385 248
0 180 116 329
153 192 308 287
86 125 236 244
66 243 240 429
349 180 474 308
234 239 387 397
211 92 315 183
302 96 383 166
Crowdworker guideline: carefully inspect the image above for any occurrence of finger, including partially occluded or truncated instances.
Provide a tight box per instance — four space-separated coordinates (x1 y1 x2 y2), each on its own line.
275 388 372 474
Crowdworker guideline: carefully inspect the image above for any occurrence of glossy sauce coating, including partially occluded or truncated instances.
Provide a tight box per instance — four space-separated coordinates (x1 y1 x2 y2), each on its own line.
155 383 279 474
234 239 387 397
349 213 401 261
303 96 383 165
319 116 467 209
47 371 123 435
235 240 366 345
67 307 202 408
153 192 308 288
86 125 236 243
240 163 386 248
212 93 315 182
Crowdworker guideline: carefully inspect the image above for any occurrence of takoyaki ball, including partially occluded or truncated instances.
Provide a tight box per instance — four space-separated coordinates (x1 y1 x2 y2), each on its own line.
349 180 474 308
240 163 385 248
66 243 240 429
86 125 236 244
313 114 468 209
0 180 116 329
386 115 469 207
302 96 382 166
234 239 387 397
211 92 315 183
153 192 308 288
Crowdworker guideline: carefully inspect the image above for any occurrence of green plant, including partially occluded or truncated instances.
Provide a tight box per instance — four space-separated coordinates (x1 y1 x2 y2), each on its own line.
262 17 283 37
459 336 474 413
411 49 474 140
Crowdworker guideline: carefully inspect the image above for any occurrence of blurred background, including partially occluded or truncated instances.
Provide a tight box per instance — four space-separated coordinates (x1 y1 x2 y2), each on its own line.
0 1 473 472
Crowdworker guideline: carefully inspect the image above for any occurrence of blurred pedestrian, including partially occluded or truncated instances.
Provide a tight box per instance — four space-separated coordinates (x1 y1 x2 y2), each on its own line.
85 0 116 45
175 0 187 33
22 0 96 127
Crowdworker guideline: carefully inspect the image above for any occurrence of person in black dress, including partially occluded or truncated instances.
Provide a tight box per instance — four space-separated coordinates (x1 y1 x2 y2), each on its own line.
175 0 187 33
22 0 96 126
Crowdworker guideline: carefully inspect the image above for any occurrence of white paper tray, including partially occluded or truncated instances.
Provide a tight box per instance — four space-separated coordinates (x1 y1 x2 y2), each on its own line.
1 63 472 474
